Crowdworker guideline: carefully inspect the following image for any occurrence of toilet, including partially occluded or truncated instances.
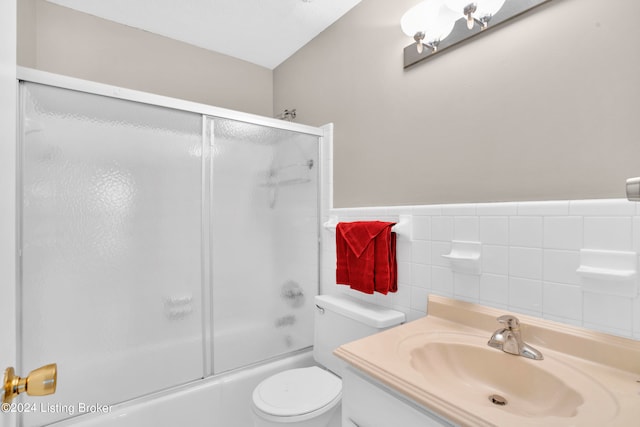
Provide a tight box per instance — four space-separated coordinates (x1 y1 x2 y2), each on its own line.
251 294 405 426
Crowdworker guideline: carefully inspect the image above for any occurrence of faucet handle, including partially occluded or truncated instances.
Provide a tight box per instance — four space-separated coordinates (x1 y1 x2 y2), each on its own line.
496 315 520 330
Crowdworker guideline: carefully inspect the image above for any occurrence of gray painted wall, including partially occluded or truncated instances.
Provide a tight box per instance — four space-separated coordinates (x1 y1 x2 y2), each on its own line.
18 0 274 117
274 0 640 207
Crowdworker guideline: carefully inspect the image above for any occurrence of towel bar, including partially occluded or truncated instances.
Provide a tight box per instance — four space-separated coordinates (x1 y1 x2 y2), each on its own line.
323 215 412 238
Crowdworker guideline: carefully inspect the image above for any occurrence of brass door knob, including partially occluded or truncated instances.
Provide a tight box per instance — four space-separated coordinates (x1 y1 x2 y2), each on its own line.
3 363 57 404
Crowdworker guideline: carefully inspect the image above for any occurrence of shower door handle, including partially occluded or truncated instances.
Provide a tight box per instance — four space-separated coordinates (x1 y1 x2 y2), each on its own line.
2 363 57 404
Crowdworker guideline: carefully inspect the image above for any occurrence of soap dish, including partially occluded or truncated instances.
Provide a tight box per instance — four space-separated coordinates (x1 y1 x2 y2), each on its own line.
576 249 638 297
441 241 481 275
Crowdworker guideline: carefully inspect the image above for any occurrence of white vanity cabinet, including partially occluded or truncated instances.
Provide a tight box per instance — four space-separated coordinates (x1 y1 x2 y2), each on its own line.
341 367 456 427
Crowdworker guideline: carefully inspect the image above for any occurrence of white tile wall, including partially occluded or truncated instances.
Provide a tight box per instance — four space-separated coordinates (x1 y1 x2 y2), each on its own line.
479 274 508 307
431 216 453 241
431 266 453 296
509 247 542 280
509 217 543 247
542 282 582 321
543 217 583 250
482 245 509 275
479 217 509 245
411 241 431 265
477 202 517 216
454 273 480 301
322 196 640 339
583 217 633 251
517 201 569 216
583 292 633 337
508 277 543 316
412 216 431 240
454 217 479 241
543 250 580 285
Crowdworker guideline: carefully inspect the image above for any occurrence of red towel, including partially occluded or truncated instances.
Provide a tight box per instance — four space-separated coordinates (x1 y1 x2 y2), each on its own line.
336 221 397 294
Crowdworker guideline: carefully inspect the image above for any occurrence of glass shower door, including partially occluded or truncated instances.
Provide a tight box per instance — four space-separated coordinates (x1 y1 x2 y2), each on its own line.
210 117 319 373
19 82 205 426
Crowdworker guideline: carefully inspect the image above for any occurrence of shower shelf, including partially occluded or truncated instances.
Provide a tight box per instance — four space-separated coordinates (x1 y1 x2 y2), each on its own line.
323 215 412 239
259 178 310 187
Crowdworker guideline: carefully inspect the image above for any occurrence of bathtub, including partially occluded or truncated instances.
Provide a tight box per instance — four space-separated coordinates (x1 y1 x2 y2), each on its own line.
49 350 315 427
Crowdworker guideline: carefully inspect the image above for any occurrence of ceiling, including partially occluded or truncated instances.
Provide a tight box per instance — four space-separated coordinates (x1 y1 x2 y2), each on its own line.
46 0 362 70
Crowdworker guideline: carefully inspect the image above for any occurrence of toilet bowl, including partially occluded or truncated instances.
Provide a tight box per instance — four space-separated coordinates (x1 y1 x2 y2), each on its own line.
251 295 405 427
251 367 341 427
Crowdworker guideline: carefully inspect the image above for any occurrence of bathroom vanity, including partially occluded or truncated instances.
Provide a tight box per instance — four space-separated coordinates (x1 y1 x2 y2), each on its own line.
335 295 640 427
342 366 454 427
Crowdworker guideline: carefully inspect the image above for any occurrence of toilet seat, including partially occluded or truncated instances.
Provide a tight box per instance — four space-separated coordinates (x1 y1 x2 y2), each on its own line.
252 366 342 419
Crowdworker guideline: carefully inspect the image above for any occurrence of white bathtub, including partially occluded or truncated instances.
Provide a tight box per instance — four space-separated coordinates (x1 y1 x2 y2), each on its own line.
49 350 315 427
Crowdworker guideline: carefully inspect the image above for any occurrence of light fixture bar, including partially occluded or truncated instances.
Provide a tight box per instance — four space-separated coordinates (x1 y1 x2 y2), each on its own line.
404 0 553 69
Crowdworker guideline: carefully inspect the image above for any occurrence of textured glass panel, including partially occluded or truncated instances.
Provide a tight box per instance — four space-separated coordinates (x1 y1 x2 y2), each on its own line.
20 83 204 426
211 118 319 373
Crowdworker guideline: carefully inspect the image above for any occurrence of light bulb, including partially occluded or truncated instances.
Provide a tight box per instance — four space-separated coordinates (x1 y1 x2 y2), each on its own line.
475 0 505 28
466 14 474 29
414 31 425 53
475 0 506 17
401 1 458 53
463 3 477 29
445 0 477 14
427 4 458 42
446 0 505 29
401 1 431 38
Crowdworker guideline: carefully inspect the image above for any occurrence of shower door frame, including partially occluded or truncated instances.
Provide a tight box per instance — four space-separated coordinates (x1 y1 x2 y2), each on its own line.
11 67 324 420
0 1 17 427
16 67 324 136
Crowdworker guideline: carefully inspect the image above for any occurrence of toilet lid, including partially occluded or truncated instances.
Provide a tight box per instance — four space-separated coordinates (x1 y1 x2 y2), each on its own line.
252 366 342 417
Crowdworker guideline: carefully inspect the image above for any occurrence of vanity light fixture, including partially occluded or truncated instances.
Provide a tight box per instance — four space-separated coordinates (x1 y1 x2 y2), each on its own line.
402 0 554 68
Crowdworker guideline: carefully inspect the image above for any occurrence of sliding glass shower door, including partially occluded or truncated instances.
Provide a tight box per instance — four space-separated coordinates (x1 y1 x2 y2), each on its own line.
18 79 320 427
19 82 205 427
210 118 319 373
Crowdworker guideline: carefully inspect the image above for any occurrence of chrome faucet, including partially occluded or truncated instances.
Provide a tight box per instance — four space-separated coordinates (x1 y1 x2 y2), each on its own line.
487 315 543 360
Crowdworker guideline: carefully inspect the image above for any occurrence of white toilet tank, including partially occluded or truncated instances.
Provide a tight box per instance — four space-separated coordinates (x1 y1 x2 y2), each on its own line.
313 294 405 376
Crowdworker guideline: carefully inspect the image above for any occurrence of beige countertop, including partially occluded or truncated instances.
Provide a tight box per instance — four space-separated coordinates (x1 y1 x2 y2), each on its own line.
335 295 640 427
